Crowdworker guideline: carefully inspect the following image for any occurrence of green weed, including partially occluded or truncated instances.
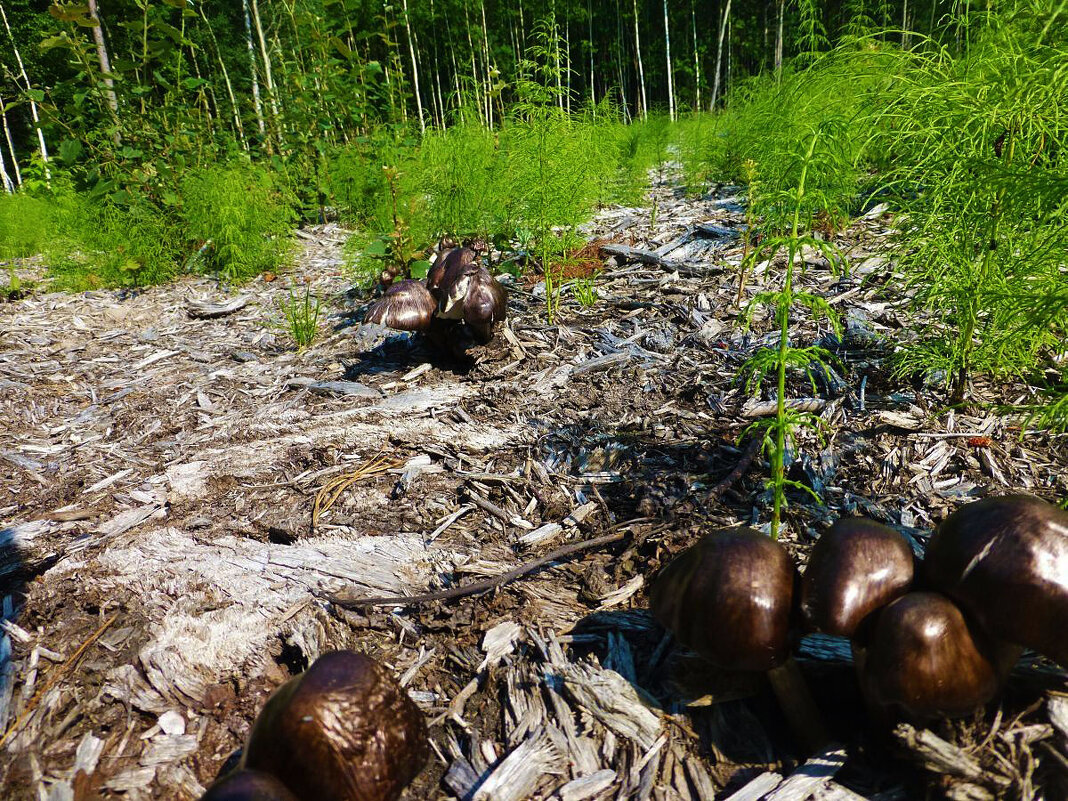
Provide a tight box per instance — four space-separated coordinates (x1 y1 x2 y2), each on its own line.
277 285 321 350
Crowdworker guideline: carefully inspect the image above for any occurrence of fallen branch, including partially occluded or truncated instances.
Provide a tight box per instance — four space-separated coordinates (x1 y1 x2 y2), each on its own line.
327 437 762 609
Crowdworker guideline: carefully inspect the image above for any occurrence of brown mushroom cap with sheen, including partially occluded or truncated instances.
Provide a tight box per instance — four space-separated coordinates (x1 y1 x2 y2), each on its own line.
651 528 828 751
857 591 1020 721
461 268 508 343
427 242 480 300
800 518 915 637
242 651 429 801
924 494 1068 667
201 770 301 801
364 280 436 333
651 528 797 672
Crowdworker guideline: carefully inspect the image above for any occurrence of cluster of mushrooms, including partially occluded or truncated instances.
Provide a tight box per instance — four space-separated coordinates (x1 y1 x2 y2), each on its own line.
364 237 508 352
200 494 1066 800
651 494 1068 745
201 651 428 801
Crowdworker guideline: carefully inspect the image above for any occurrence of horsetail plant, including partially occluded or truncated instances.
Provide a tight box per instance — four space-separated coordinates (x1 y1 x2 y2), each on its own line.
739 125 848 539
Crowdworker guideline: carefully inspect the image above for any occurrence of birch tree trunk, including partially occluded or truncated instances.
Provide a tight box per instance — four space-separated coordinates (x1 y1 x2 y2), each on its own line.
615 0 630 122
199 5 247 150
587 0 596 106
775 0 784 80
691 0 700 112
250 0 284 149
401 0 426 134
565 6 572 114
663 0 675 120
0 91 20 187
463 2 485 124
711 0 731 109
0 2 50 182
479 0 493 125
241 0 267 138
85 0 120 134
631 0 647 119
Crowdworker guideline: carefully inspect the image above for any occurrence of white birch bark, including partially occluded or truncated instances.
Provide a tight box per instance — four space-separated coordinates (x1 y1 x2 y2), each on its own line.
587 0 595 106
0 90 21 187
0 1 50 181
691 0 700 112
775 0 784 80
250 0 284 147
401 0 426 133
663 0 675 120
479 0 493 125
631 0 647 119
85 0 119 120
711 0 731 109
199 5 247 149
241 0 267 136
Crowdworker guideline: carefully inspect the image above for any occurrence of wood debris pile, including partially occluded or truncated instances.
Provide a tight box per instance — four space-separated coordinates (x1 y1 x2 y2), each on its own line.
0 168 1065 799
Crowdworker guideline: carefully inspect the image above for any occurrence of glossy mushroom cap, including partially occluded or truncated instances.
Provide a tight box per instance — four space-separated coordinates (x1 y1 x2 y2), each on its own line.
800 518 915 637
462 268 508 343
201 770 300 801
857 592 1019 722
650 528 797 672
925 494 1068 666
364 280 436 333
427 245 480 300
242 651 429 801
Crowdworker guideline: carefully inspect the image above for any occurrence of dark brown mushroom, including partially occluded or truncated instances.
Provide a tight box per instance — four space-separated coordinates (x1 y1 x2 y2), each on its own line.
426 239 484 301
856 591 1020 722
364 280 436 333
201 770 300 801
651 528 827 751
800 518 915 638
436 261 508 343
924 494 1068 667
242 650 429 801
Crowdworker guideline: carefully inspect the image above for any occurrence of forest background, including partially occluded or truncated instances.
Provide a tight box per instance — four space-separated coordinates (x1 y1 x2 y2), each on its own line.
0 0 1065 430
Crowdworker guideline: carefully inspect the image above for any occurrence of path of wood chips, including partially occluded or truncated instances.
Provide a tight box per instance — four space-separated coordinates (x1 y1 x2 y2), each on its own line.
1 170 1066 800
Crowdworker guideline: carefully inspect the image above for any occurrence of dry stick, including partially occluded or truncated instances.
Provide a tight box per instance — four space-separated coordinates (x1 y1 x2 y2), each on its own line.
0 614 117 750
329 437 763 610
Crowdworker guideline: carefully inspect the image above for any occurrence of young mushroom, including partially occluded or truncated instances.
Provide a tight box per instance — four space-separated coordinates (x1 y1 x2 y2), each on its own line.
857 591 1020 722
650 528 828 751
924 494 1068 667
800 518 915 638
364 279 436 333
240 650 429 801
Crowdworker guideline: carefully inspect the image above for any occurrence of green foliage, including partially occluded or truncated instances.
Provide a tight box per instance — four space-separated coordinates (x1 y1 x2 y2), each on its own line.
875 8 1068 403
739 127 846 539
569 276 599 307
0 194 54 259
277 285 321 350
180 161 297 281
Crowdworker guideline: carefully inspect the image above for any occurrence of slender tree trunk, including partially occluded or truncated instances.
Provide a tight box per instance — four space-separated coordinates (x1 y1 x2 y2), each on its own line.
901 0 910 47
553 9 564 110
616 0 630 121
775 0 784 80
0 92 19 188
401 0 425 133
85 0 120 140
480 0 493 126
446 13 464 109
429 0 446 127
463 1 484 123
565 5 573 114
631 0 647 119
663 0 675 120
587 0 596 106
250 0 284 149
691 0 700 111
200 5 247 149
0 2 49 181
241 0 268 138
711 0 731 109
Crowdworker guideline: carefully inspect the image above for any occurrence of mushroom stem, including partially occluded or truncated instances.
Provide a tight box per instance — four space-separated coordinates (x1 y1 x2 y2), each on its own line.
766 657 830 753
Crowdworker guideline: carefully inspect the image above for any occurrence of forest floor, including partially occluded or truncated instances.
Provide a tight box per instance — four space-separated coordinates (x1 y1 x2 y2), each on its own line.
1 169 1067 801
